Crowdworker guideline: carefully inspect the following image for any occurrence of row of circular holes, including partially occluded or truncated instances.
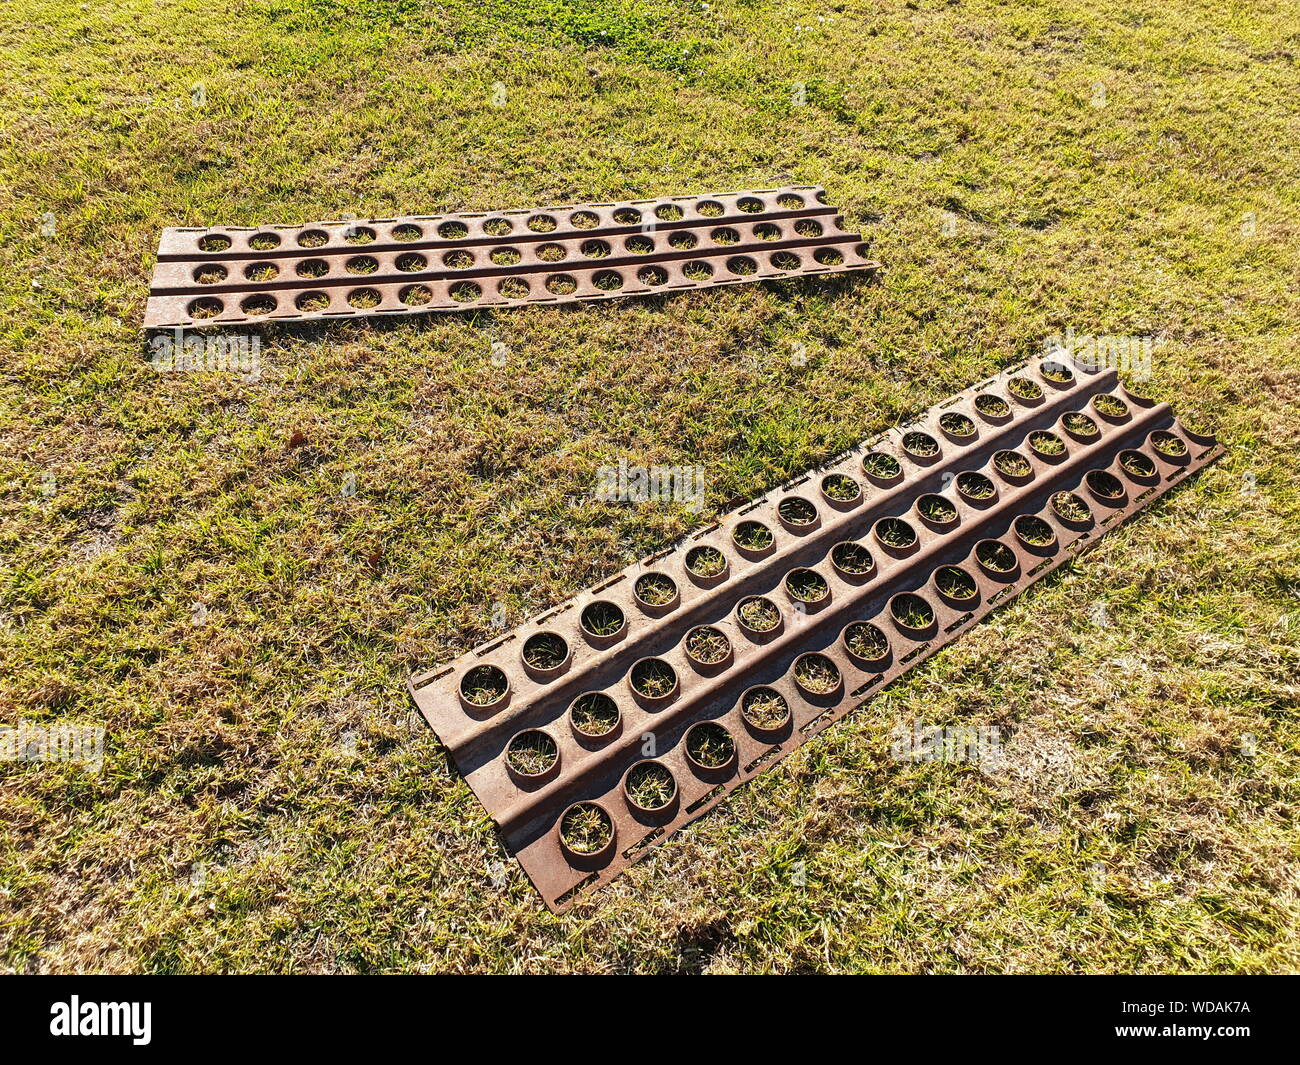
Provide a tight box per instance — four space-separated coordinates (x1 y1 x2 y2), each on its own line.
193 193 822 254
460 384 1177 715
193 219 833 284
458 369 1079 693
465 430 1158 709
185 246 855 319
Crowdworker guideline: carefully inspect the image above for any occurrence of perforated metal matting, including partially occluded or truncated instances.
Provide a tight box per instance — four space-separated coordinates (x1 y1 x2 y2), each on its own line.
144 186 878 329
409 358 1222 911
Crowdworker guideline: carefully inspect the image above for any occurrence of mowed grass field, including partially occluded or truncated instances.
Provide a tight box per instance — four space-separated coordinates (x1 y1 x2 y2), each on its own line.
1 0 1297 973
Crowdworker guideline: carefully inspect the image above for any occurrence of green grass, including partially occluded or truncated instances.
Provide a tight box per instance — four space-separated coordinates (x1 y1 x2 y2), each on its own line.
1 0 1298 974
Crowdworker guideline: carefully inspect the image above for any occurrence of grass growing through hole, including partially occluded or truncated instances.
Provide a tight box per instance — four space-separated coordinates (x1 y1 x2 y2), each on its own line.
523 632 568 670
560 804 612 855
877 518 917 549
685 625 730 664
831 542 873 574
902 431 940 457
785 568 829 603
892 594 935 629
1008 377 1043 400
976 540 1018 573
957 472 995 499
733 520 773 551
631 658 676 699
626 762 675 809
1086 471 1125 499
917 494 957 523
779 497 818 526
1121 451 1158 477
822 473 860 501
1041 360 1073 382
742 688 789 730
686 723 734 768
794 653 840 694
461 665 508 706
1052 492 1092 522
581 601 624 637
686 545 727 577
1029 431 1066 456
939 412 976 437
635 573 677 607
935 566 977 600
845 622 888 661
738 596 780 632
863 452 902 480
505 730 558 775
994 450 1034 478
1094 393 1130 418
1063 412 1099 437
1015 515 1056 546
1152 431 1189 457
975 393 1012 418
570 693 619 738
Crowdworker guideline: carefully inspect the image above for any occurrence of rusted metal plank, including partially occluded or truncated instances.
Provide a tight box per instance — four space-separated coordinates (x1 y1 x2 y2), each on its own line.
409 358 1222 911
143 186 878 329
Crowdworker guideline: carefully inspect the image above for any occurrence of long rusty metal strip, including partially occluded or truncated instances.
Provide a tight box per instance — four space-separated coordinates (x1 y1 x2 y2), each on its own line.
143 186 879 329
409 358 1222 911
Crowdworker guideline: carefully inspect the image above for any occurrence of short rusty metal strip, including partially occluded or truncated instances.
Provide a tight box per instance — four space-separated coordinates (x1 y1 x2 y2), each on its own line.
144 186 878 329
409 358 1222 911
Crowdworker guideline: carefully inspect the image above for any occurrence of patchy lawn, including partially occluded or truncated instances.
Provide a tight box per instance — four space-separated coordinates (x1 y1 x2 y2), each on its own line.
0 0 1297 972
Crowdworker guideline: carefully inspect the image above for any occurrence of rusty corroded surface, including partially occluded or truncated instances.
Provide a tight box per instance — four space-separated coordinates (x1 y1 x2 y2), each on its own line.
409 358 1222 911
144 186 878 329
